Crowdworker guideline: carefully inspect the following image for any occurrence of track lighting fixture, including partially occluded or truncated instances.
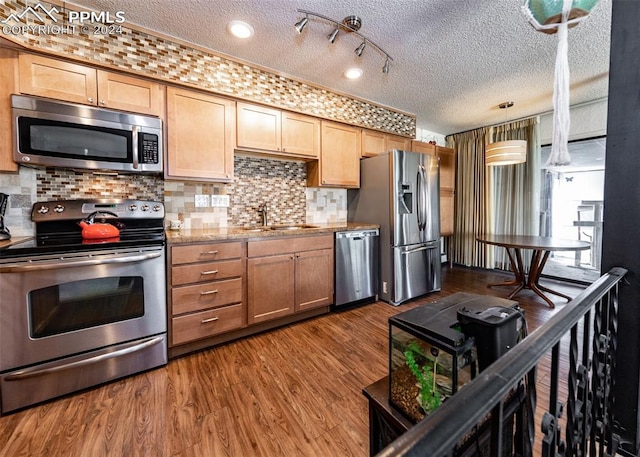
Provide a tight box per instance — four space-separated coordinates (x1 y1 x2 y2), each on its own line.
294 15 308 34
327 28 339 43
294 9 393 74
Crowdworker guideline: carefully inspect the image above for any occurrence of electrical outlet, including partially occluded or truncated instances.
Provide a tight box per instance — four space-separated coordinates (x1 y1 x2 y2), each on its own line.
382 281 388 294
211 195 230 207
194 194 210 207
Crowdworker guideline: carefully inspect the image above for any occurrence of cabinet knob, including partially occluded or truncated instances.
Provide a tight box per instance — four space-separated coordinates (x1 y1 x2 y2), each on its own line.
99 100 106 105
88 97 94 103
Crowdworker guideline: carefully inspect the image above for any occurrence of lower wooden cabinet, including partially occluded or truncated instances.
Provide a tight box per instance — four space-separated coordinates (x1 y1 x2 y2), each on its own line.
247 235 334 325
169 241 245 347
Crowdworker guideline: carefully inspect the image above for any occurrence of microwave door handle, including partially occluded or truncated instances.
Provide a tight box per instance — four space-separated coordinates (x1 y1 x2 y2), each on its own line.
132 125 140 169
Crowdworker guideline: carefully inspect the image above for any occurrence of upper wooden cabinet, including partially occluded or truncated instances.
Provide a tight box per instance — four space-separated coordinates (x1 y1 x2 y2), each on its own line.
361 129 411 157
436 145 456 236
166 87 235 182
236 102 320 158
307 120 361 188
0 49 18 172
410 140 436 156
18 53 163 116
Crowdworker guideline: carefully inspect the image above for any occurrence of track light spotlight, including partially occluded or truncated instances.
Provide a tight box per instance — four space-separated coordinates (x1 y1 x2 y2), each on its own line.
327 28 339 43
294 9 394 75
294 16 308 34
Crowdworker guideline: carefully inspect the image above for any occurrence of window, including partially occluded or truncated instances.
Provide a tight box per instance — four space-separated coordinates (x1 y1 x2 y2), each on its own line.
539 137 605 283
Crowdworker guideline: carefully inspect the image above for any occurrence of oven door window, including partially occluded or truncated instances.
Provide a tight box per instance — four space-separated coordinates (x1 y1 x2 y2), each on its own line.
18 117 132 162
29 277 144 338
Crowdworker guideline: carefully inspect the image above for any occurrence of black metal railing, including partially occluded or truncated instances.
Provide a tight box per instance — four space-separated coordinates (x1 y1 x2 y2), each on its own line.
377 267 627 457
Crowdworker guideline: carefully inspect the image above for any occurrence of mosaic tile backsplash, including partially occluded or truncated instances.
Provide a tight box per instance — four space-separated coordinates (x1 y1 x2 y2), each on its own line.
2 156 348 236
0 0 415 137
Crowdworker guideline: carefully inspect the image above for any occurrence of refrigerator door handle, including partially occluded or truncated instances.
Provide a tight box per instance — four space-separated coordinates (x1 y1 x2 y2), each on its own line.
416 165 427 232
401 245 431 255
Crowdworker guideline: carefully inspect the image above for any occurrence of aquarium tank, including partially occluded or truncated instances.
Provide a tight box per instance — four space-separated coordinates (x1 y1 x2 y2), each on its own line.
388 292 522 424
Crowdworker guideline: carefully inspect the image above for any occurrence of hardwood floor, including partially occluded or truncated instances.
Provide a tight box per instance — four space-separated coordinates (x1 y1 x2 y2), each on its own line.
0 266 587 456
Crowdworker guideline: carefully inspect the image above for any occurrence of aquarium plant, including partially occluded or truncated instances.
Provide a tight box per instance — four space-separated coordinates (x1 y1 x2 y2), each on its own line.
404 341 442 414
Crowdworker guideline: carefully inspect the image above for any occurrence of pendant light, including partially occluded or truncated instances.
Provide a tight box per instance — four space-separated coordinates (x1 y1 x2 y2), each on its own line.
485 102 527 166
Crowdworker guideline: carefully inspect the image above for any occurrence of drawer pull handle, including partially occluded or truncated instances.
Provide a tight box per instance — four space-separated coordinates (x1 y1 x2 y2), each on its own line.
200 289 219 295
201 270 219 275
201 317 219 324
201 250 219 255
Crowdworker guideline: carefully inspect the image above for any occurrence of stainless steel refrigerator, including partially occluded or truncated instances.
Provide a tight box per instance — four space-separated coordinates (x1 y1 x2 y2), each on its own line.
348 150 441 305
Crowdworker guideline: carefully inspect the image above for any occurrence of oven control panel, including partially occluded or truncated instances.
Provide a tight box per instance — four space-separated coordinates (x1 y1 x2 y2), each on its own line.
32 199 165 221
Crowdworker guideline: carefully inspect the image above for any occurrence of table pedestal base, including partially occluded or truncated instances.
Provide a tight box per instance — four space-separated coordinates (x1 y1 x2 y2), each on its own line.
487 247 572 308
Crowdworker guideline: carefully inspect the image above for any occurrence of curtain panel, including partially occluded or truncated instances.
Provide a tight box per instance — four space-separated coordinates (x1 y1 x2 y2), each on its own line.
447 117 540 271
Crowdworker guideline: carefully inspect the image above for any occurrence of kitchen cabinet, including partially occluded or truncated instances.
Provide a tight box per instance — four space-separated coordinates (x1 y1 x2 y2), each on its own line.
436 146 456 236
247 235 333 325
410 140 436 156
0 48 18 172
165 86 235 182
307 120 361 188
236 102 320 158
169 241 245 347
361 129 412 157
18 53 163 116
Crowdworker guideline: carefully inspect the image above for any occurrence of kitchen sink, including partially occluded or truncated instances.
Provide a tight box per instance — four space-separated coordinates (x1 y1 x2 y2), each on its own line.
238 224 319 232
239 227 271 232
270 224 319 230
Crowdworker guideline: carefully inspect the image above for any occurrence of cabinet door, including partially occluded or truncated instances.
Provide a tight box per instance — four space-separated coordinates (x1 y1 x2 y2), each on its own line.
281 111 320 158
247 254 295 324
237 102 281 151
19 53 97 105
0 49 18 172
440 189 455 236
295 248 334 311
361 129 386 158
386 135 411 152
166 87 235 181
436 146 455 236
436 146 456 190
411 140 436 156
310 121 360 188
96 71 163 116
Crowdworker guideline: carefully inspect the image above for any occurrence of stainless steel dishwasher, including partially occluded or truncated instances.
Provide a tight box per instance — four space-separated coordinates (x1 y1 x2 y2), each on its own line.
335 229 379 307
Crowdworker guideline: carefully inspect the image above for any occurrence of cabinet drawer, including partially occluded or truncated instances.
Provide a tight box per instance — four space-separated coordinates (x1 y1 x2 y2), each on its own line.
171 303 244 346
171 259 242 286
171 242 242 264
172 278 242 315
248 234 333 257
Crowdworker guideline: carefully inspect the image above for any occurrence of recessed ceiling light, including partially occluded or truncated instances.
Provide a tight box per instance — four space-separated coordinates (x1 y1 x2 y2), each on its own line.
227 20 254 39
344 68 363 79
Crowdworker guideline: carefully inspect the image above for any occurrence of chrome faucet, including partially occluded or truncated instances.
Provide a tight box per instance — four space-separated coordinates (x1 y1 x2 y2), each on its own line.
258 202 268 226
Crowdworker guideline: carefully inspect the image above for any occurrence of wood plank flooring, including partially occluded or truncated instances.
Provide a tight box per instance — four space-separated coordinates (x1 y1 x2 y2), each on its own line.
0 266 587 456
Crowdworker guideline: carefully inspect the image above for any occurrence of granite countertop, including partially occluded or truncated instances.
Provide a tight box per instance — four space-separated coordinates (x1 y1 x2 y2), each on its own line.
166 222 379 244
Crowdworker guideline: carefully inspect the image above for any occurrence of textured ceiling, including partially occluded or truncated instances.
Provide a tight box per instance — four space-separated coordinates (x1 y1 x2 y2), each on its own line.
68 0 612 137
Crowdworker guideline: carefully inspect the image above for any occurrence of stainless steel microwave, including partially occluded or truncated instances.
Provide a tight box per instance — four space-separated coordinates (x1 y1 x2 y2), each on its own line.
12 94 163 174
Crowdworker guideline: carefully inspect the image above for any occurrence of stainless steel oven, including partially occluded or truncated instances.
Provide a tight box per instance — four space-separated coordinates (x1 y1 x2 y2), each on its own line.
0 199 167 414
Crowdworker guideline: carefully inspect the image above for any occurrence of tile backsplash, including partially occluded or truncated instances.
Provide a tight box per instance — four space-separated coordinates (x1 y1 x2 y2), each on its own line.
2 157 348 236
